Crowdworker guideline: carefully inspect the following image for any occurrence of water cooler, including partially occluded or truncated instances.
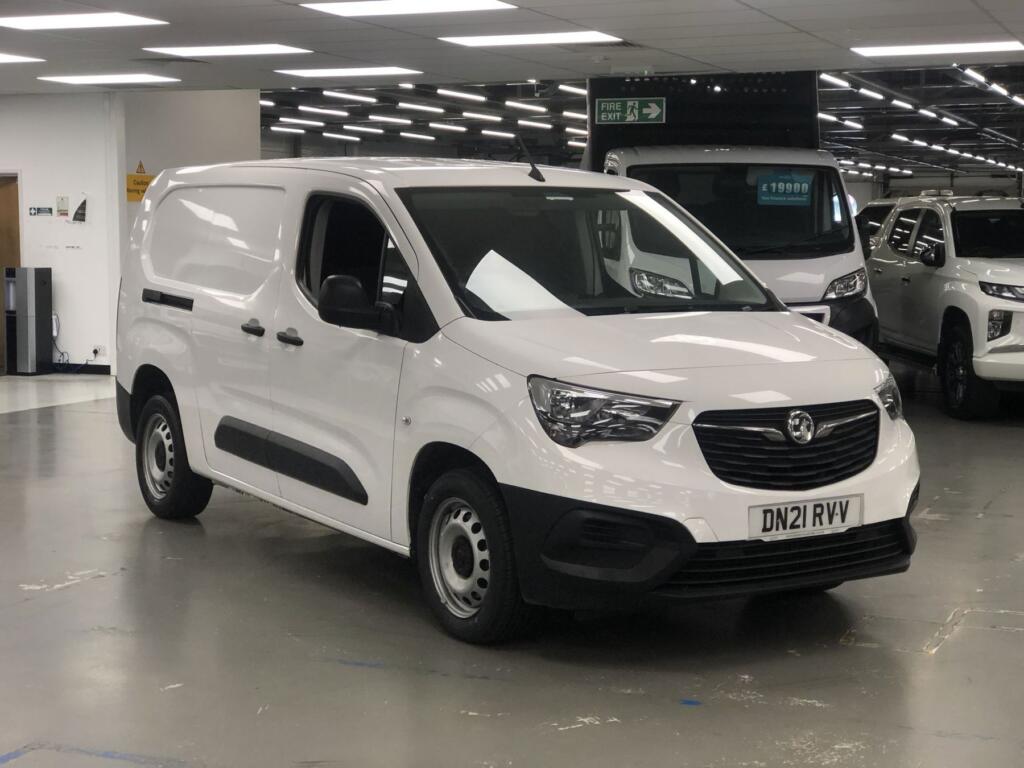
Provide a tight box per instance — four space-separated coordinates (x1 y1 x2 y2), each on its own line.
3 267 52 375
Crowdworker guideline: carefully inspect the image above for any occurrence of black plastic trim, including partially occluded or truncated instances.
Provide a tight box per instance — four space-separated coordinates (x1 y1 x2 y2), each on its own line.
214 416 367 505
116 382 133 442
791 295 877 341
142 288 194 312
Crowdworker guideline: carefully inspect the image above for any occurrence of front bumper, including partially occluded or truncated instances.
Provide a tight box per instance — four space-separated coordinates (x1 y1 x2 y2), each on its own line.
790 295 878 345
501 484 918 610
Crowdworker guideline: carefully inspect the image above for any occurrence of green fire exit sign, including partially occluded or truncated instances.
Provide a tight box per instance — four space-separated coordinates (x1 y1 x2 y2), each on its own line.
595 97 666 124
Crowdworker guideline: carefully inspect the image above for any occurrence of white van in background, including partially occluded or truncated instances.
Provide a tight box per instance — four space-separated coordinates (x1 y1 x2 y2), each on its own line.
605 146 878 345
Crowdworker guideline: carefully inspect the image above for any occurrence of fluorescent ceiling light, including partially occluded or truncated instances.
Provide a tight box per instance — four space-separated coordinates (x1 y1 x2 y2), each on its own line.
38 73 179 85
891 133 910 141
564 126 588 136
324 132 360 141
874 164 886 170
819 73 850 88
517 119 552 129
302 1 515 17
259 99 275 107
463 110 502 122
281 116 325 126
505 99 546 113
145 44 311 57
852 41 1024 57
276 66 421 78
398 101 444 113
0 52 44 64
857 162 872 168
918 108 937 118
842 119 863 129
299 105 349 117
888 167 901 173
369 114 412 124
891 99 914 109
398 82 415 89
817 112 838 122
401 131 435 141
343 124 384 134
481 129 515 138
429 122 467 132
558 83 588 96
990 83 1009 96
324 90 377 103
0 12 165 30
931 144 945 150
440 31 620 47
1013 95 1024 106
912 139 928 146
859 87 884 100
940 116 958 126
563 110 588 120
568 140 587 148
963 67 987 83
436 87 486 102
838 159 854 165
271 126 305 134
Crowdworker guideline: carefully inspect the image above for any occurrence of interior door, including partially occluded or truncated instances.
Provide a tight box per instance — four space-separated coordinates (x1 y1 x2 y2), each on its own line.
901 209 946 352
0 176 20 374
869 208 919 345
269 186 410 540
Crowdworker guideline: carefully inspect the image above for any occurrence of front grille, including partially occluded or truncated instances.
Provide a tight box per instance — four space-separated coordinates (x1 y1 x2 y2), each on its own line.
655 520 911 598
693 400 879 491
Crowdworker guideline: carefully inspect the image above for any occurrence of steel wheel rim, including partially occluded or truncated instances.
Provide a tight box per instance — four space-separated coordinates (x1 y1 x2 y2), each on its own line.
142 413 175 500
428 497 490 619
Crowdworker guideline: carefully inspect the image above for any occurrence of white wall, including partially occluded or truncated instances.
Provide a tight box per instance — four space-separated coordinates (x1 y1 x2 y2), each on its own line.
0 89 260 374
0 94 122 369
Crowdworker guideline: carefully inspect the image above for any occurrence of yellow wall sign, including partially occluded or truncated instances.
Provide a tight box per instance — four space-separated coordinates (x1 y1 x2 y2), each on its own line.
127 173 155 202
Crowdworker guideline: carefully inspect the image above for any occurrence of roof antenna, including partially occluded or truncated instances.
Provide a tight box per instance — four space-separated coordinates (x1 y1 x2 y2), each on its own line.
516 134 546 182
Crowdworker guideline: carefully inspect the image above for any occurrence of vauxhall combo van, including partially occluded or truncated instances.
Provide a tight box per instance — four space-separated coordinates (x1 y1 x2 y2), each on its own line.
116 157 919 643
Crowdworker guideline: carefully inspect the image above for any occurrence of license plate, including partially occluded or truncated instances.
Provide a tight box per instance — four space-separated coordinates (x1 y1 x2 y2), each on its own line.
748 495 862 540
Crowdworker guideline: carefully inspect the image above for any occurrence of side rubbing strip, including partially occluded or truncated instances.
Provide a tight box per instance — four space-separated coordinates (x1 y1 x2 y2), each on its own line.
213 416 368 505
142 288 194 312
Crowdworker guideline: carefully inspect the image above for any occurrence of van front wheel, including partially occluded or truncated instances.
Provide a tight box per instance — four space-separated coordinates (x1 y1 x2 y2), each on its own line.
135 395 212 519
416 468 529 643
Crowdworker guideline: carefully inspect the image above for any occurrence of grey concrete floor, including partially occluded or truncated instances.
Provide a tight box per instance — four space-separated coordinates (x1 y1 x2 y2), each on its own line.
1 368 1023 768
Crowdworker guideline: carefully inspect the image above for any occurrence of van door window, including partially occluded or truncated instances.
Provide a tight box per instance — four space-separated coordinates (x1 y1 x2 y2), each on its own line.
911 210 944 260
379 238 410 307
887 210 920 255
298 195 395 307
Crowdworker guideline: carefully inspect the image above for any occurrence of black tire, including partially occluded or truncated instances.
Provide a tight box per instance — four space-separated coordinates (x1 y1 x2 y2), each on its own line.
415 468 530 644
939 323 1000 420
135 394 213 520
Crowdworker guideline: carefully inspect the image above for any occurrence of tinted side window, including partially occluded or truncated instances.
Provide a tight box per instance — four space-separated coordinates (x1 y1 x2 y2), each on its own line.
857 204 893 234
298 195 388 306
887 209 920 255
911 210 944 259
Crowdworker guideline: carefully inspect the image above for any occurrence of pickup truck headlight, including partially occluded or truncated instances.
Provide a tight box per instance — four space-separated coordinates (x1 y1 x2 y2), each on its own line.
629 268 693 299
980 281 1024 302
823 268 867 300
528 376 679 448
875 374 903 421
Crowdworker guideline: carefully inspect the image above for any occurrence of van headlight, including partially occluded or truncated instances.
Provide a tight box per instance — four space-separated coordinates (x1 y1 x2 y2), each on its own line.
528 376 679 448
823 268 867 300
875 374 903 420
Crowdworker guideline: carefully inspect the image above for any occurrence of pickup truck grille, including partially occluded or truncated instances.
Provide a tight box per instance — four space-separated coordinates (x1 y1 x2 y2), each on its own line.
693 400 880 491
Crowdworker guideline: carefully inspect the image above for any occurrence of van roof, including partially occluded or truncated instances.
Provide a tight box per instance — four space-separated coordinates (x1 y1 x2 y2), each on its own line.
161 156 645 191
604 145 838 169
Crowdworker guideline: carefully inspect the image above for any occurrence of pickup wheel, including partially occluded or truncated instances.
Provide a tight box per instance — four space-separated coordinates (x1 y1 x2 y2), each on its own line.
416 468 530 644
135 395 213 519
939 324 1000 419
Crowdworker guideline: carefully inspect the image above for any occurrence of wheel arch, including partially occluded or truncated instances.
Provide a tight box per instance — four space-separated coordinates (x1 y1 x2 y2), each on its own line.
406 442 500 561
128 364 178 439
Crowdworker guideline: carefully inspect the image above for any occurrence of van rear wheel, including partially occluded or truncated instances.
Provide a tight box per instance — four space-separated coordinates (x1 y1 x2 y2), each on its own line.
135 395 212 519
416 468 530 644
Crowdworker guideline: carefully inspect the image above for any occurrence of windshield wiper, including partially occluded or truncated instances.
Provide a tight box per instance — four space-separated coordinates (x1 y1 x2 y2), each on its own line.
740 228 850 257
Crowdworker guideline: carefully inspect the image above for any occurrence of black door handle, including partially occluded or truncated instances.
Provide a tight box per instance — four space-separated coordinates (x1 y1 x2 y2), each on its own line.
241 319 265 337
901 276 911 284
276 330 304 347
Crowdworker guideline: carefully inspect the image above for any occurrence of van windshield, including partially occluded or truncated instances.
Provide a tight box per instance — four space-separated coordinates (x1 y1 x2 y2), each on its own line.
398 187 774 320
952 209 1024 259
627 163 854 260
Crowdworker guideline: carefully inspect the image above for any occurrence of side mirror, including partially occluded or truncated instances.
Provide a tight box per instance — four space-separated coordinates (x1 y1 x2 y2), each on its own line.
920 242 946 268
318 274 397 334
